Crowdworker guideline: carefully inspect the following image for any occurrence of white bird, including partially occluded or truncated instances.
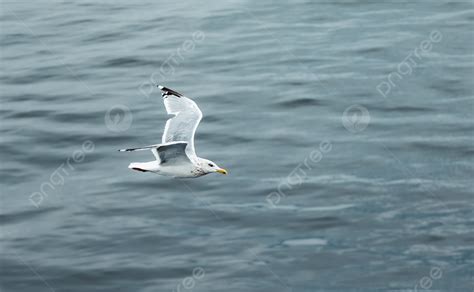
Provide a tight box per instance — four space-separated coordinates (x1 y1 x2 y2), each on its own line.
119 85 228 178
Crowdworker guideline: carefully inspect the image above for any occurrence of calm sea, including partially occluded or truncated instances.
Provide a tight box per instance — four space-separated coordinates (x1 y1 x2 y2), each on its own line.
1 1 473 291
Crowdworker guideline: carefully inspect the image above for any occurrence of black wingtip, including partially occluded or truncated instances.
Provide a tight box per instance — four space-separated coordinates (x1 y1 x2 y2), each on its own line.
158 85 184 98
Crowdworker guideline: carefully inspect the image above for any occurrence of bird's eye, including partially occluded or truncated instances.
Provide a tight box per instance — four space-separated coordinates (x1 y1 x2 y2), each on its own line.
208 163 214 167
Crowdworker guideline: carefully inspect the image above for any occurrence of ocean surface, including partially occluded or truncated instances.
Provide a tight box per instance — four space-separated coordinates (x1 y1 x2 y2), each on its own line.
1 1 473 291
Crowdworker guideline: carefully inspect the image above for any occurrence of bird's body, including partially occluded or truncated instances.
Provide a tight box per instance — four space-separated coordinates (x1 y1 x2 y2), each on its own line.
129 160 203 178
119 86 227 178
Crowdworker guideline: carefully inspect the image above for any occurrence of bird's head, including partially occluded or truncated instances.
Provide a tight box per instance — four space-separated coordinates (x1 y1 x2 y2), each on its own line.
198 158 228 175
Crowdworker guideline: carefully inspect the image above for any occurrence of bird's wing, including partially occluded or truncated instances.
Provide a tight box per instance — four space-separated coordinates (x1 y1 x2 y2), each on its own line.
119 141 190 164
156 141 191 165
158 86 202 159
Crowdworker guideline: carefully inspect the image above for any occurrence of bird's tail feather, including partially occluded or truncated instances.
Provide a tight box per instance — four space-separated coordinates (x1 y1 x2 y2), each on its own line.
118 145 158 152
128 162 150 172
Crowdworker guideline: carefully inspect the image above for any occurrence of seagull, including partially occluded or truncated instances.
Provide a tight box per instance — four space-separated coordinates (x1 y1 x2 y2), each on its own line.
119 85 228 178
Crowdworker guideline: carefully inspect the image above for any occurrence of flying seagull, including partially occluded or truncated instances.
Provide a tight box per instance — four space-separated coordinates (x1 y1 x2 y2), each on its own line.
119 85 228 178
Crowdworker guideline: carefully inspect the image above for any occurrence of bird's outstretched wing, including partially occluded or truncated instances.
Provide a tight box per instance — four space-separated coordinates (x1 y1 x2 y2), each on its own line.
158 85 202 158
118 141 191 164
155 142 191 165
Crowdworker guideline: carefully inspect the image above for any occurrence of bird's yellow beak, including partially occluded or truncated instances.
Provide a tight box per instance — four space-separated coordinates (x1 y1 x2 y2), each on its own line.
216 168 228 175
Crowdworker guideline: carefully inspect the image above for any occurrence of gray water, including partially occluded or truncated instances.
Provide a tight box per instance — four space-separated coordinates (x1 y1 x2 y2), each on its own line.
1 1 473 291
